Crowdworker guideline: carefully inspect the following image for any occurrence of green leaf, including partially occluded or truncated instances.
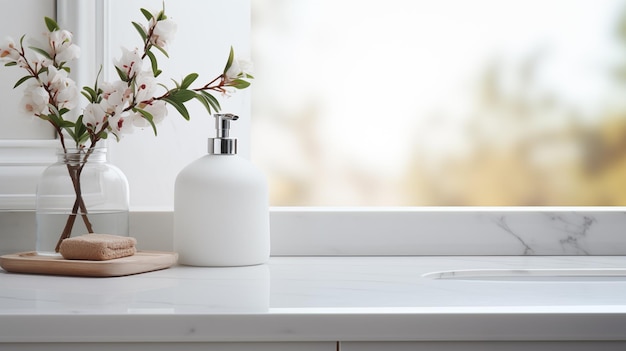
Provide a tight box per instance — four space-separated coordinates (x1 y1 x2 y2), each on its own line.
170 78 180 89
82 86 98 102
46 104 72 129
163 97 190 120
61 121 74 128
58 108 70 116
75 115 86 131
140 8 153 21
110 132 121 143
93 65 103 93
73 115 88 144
13 75 34 88
28 46 52 60
133 107 158 136
81 91 92 102
81 67 104 103
66 128 77 141
67 125 89 147
146 50 161 77
115 66 128 81
152 44 169 58
200 91 221 112
157 83 169 91
229 78 251 89
45 109 63 128
47 103 60 116
194 94 213 115
223 46 235 74
170 89 197 103
44 17 60 32
132 21 148 42
180 73 199 90
4 61 17 67
156 6 167 21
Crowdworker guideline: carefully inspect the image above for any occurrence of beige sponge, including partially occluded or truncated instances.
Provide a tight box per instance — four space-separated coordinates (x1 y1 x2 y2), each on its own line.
59 234 137 261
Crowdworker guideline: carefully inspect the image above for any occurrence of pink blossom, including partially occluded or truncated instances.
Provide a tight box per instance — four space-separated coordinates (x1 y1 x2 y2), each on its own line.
134 72 157 102
101 81 132 113
48 29 80 63
0 37 20 61
82 102 108 129
149 17 177 50
114 47 143 79
40 66 79 109
108 113 134 138
20 83 49 115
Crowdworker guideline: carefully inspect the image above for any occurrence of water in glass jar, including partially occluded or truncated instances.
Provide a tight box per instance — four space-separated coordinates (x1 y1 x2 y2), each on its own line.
36 211 129 256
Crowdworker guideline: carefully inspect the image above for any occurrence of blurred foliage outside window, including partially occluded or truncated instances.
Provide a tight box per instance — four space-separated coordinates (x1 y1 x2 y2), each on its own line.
251 0 626 206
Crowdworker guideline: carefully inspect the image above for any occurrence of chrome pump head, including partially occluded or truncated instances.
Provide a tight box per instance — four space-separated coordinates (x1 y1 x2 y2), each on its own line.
209 113 239 155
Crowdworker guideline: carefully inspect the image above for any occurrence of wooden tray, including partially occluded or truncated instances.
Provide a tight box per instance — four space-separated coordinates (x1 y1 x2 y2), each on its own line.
0 251 178 277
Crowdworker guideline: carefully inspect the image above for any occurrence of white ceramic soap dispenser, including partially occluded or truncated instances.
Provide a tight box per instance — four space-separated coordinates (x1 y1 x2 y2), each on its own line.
173 113 270 266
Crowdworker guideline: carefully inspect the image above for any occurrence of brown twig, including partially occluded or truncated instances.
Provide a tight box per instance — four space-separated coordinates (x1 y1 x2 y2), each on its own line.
53 147 95 252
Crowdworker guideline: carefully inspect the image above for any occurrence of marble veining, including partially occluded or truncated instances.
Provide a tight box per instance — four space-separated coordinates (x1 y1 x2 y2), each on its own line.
268 209 626 255
491 212 598 255
493 215 536 255
467 210 626 255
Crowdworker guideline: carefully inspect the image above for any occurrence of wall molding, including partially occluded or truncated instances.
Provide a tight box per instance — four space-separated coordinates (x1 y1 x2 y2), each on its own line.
0 140 58 210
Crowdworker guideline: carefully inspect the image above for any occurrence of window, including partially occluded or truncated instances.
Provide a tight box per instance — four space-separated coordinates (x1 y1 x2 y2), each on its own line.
251 0 626 206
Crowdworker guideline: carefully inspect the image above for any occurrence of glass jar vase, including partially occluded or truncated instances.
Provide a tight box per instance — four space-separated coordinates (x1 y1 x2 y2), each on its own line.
35 147 129 255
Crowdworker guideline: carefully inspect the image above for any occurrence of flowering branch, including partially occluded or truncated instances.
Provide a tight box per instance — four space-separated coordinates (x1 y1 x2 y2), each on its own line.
1 3 253 251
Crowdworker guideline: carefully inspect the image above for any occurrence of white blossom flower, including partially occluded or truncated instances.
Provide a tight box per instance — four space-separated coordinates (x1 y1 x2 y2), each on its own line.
20 83 49 115
55 77 79 110
108 112 134 138
40 66 79 109
132 100 168 127
48 29 80 63
82 102 108 129
101 80 132 112
225 57 253 84
114 47 143 79
134 72 158 102
149 17 177 50
40 65 64 87
0 37 20 61
55 41 80 63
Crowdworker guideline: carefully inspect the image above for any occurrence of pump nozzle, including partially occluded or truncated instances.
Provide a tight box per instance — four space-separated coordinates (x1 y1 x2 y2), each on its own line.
209 113 239 155
215 113 239 138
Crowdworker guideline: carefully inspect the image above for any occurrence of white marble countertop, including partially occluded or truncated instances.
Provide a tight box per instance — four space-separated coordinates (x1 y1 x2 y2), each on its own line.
2 256 626 343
